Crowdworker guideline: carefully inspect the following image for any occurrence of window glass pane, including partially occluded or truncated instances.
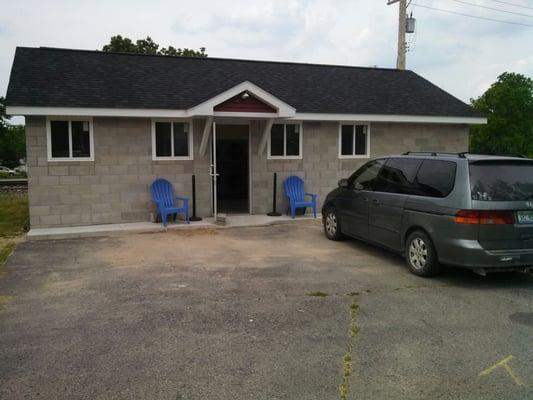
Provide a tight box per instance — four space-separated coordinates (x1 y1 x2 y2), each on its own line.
355 125 367 155
173 123 189 157
341 125 354 156
415 160 457 198
71 121 91 158
50 120 69 158
374 158 422 194
155 122 172 157
270 124 284 156
351 159 386 190
469 161 533 201
286 124 300 156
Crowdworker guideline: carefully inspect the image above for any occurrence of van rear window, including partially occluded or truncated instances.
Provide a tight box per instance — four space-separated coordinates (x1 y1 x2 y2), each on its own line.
469 161 533 201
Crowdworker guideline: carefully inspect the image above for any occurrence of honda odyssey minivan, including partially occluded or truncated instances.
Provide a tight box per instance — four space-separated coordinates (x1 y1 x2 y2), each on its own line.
322 152 533 277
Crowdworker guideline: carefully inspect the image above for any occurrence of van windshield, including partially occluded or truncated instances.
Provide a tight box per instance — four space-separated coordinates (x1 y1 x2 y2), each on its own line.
469 160 533 201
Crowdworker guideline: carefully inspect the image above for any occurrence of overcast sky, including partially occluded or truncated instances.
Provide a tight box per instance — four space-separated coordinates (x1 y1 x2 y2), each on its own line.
1 0 532 122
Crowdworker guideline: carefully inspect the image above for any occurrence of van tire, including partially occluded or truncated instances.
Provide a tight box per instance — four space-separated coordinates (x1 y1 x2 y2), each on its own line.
405 231 442 277
323 207 344 241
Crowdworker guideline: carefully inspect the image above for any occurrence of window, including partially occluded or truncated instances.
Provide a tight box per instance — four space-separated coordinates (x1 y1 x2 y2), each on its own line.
339 124 369 158
373 158 422 194
268 123 302 159
152 121 193 160
47 118 93 161
469 160 533 201
349 159 386 190
414 160 457 198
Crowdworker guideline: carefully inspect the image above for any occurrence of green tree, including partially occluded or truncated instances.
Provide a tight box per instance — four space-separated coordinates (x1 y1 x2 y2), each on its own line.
102 35 207 57
0 97 26 168
470 72 533 157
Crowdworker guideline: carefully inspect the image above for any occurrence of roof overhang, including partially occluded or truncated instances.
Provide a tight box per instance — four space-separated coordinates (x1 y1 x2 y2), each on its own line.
6 80 486 125
5 106 486 125
7 81 297 120
289 113 487 125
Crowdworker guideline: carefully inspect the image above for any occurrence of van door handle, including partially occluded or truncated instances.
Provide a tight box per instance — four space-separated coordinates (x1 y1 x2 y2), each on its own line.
362 197 369 202
372 199 380 205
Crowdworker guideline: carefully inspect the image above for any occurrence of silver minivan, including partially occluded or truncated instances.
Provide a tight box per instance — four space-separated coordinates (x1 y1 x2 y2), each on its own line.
322 152 533 277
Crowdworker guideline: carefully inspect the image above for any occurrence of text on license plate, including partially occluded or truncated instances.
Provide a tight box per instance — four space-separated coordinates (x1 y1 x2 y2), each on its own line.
517 211 533 224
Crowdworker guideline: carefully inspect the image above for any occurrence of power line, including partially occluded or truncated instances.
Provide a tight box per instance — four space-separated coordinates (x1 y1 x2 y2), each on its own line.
412 2 533 26
448 0 533 18
484 0 533 11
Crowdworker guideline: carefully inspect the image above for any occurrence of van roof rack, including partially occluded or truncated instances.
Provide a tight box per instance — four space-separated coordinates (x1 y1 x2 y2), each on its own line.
459 152 527 158
402 151 466 158
403 151 528 159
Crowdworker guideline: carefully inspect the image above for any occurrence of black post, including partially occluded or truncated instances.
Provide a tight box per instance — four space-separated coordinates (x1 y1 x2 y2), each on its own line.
267 172 282 217
189 174 202 221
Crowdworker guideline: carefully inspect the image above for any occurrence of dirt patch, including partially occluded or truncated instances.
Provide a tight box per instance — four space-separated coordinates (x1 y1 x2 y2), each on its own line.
168 228 220 237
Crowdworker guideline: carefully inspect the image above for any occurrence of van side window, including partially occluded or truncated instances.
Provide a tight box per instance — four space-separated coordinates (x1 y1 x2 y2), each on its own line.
349 159 386 190
373 158 422 194
415 160 457 198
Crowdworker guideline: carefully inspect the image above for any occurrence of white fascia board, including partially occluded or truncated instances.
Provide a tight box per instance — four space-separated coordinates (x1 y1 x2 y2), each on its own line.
6 106 188 118
187 81 296 118
290 113 487 125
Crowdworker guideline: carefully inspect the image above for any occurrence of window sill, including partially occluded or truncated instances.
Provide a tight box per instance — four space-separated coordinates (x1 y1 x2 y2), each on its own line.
152 157 193 161
47 157 94 162
338 155 370 159
267 156 302 160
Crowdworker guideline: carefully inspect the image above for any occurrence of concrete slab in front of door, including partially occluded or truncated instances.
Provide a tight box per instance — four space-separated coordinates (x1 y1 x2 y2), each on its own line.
26 214 321 241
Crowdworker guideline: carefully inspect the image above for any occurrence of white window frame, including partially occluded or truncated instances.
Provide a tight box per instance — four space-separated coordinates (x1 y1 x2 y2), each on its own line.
267 122 303 160
338 122 371 159
151 119 194 161
46 116 94 162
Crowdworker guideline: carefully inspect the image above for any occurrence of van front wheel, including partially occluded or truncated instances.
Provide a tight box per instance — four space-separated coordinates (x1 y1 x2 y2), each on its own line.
323 207 344 241
405 231 442 277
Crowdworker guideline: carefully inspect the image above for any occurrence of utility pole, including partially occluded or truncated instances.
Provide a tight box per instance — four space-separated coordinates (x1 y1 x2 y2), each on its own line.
388 0 407 70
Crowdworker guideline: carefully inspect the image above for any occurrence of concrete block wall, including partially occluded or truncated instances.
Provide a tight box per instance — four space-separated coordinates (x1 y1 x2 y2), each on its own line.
26 116 212 228
250 121 469 215
26 116 468 228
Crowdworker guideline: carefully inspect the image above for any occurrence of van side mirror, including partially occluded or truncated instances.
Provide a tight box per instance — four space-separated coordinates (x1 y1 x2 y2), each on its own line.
338 179 350 189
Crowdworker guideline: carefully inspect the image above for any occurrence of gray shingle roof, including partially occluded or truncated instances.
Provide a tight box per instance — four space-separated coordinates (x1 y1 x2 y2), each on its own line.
6 47 481 118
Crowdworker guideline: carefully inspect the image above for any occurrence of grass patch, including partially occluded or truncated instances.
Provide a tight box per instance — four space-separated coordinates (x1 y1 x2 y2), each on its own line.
0 193 29 237
0 193 28 270
339 301 360 400
0 242 15 266
306 291 328 297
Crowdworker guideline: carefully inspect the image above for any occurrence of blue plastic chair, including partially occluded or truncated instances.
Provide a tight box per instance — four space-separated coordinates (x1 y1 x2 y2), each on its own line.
283 176 317 219
150 179 190 226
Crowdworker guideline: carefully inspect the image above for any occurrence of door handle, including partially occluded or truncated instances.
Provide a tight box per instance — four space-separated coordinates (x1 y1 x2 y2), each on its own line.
372 198 380 205
362 197 369 202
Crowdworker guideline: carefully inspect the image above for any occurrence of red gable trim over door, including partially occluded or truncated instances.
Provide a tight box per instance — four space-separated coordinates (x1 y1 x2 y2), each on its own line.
214 92 277 113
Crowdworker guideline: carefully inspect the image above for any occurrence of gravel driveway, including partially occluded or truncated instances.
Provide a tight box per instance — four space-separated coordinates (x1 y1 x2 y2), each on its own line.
1 220 532 399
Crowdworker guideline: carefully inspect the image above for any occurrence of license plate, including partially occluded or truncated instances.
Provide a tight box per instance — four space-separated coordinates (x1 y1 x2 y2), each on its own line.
517 211 533 224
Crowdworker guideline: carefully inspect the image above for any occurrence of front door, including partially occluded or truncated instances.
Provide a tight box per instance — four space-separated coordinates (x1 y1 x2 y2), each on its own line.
369 158 422 250
214 124 249 214
338 159 386 239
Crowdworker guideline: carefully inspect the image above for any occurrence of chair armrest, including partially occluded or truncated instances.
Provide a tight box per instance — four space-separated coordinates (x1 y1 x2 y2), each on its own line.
305 193 318 200
175 196 190 207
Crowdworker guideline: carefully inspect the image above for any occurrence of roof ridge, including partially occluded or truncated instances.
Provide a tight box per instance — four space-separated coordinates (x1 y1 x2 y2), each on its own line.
27 46 404 73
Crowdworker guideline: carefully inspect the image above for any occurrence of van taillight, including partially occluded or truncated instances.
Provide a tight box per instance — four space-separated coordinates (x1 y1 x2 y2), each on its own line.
455 210 515 225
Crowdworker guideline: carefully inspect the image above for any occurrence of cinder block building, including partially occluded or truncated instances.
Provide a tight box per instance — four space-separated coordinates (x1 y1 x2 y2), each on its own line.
5 47 485 229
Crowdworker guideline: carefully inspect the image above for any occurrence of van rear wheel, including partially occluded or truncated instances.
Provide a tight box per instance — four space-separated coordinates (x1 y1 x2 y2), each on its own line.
405 231 442 277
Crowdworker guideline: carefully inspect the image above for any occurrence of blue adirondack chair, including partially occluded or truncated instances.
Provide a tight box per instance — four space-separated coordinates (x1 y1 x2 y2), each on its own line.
283 176 317 219
150 179 190 226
